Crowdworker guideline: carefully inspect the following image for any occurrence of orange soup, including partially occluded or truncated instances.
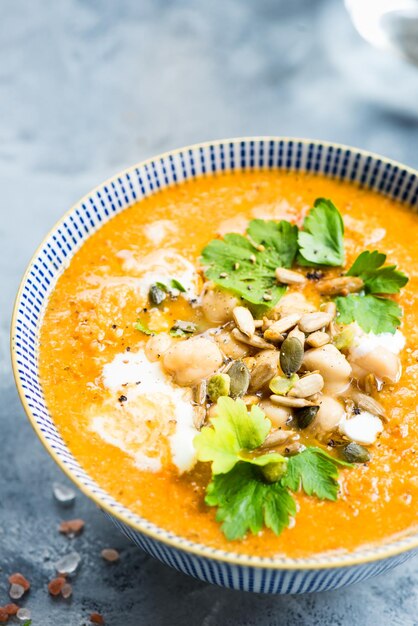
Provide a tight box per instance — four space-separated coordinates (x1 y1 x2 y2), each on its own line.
39 171 418 558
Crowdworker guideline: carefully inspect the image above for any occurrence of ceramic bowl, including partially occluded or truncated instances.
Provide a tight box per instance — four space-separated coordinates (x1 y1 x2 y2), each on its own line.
11 138 418 593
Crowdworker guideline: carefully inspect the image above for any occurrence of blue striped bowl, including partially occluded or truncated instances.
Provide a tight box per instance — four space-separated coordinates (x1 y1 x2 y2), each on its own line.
11 138 418 593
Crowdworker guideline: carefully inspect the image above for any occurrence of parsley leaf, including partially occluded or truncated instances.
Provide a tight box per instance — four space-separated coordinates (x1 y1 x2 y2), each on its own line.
171 278 187 292
346 250 386 276
336 294 402 334
298 198 345 267
194 397 285 474
205 462 296 540
247 219 300 268
195 399 352 541
283 448 350 501
346 250 408 294
201 219 299 309
134 319 154 335
336 250 408 333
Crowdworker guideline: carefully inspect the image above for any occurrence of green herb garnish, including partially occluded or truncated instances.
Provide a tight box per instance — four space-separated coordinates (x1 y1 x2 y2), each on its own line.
149 283 166 306
206 462 296 540
171 278 187 292
283 447 350 500
335 249 408 334
346 250 408 294
194 397 285 474
169 320 197 337
201 219 299 309
298 198 345 267
336 294 402 334
194 398 350 540
156 279 187 294
134 319 154 335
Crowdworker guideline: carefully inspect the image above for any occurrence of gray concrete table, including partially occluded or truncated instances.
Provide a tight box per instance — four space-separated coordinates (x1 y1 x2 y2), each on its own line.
1 1 417 624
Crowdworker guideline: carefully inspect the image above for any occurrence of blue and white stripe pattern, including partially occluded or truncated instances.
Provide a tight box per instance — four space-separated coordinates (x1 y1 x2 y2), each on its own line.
12 138 418 593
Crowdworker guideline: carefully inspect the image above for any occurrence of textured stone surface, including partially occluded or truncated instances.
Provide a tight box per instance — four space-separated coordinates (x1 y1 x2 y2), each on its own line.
1 0 417 624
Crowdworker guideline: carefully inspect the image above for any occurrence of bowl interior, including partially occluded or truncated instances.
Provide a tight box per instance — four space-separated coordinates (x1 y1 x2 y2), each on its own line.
11 137 418 569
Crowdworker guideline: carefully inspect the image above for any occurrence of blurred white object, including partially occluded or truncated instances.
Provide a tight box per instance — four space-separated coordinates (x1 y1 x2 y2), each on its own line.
346 0 418 63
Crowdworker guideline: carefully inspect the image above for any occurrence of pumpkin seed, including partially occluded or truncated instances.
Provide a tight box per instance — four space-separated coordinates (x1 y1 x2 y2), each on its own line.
280 336 304 376
294 405 319 429
269 373 299 396
342 442 371 463
149 284 166 306
227 360 250 398
207 373 231 402
259 461 288 483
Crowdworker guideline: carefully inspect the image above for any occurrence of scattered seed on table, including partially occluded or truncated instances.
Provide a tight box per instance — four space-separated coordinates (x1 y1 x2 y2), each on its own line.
9 584 25 600
8 573 30 591
16 607 31 622
55 551 81 575
4 604 19 616
101 548 120 563
48 576 66 596
52 482 76 507
61 583 73 599
59 518 85 536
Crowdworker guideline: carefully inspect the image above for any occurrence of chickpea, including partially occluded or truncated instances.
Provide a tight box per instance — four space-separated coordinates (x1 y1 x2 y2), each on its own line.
214 329 250 359
274 292 316 316
350 346 401 383
145 333 173 362
201 284 239 324
258 399 292 428
313 396 346 437
303 344 352 387
162 336 223 386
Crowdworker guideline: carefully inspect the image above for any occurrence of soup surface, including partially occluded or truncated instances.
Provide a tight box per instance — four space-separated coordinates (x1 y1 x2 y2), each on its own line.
39 171 418 558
